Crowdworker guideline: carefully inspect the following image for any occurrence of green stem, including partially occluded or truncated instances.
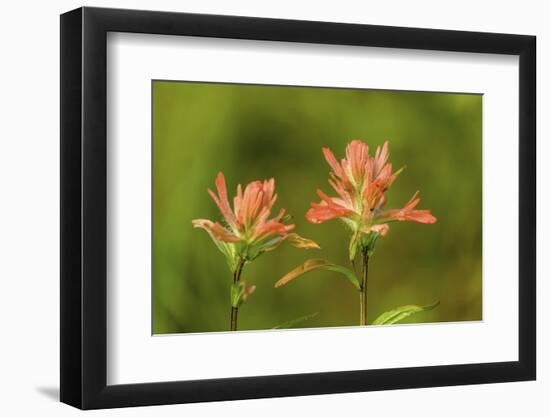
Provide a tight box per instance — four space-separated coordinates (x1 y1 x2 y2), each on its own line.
230 260 245 331
359 250 369 326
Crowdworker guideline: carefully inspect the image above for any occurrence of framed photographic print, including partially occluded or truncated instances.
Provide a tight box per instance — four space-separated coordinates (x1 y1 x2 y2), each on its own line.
60 6 536 409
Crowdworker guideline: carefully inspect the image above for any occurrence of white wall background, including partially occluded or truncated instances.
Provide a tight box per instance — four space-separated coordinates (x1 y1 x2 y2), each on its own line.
0 0 545 415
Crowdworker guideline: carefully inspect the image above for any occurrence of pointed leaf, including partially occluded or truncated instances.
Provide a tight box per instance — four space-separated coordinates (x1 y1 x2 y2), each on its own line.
372 301 440 325
287 233 321 249
274 259 360 290
272 312 320 329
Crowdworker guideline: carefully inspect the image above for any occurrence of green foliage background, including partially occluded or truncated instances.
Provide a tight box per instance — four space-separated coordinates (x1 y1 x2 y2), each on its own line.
152 81 482 334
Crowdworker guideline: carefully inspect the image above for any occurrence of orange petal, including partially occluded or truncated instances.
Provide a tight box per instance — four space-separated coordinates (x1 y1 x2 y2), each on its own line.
370 223 390 236
192 219 240 242
378 191 437 225
405 210 437 224
306 202 352 224
211 173 237 228
253 220 294 240
404 191 421 210
373 141 389 176
233 184 243 218
322 147 345 179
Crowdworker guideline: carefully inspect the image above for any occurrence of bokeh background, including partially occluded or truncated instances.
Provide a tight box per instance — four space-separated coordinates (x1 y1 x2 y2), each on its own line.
152 80 482 334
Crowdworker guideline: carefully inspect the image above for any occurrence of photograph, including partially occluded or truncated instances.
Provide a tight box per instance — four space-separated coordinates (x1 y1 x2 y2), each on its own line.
152 80 482 334
0 0 543 414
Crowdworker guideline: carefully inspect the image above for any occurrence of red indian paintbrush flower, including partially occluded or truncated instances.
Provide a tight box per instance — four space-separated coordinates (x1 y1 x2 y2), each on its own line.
194 172 319 331
275 139 439 327
306 140 436 258
193 172 319 272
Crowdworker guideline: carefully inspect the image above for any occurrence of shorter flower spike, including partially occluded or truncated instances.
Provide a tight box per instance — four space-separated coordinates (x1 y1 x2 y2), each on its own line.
193 172 319 268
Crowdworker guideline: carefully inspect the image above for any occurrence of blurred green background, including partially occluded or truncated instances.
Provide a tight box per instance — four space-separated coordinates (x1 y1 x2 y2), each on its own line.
152 80 482 334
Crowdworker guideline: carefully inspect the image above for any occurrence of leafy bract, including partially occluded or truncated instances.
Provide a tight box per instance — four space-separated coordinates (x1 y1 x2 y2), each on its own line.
274 259 360 290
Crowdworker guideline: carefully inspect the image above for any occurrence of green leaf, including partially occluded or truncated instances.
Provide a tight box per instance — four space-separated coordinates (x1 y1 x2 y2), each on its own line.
245 236 285 261
272 312 320 329
364 232 380 257
230 282 245 308
208 237 238 271
192 220 240 272
220 241 239 272
230 281 257 308
371 301 440 325
348 231 360 261
274 259 361 290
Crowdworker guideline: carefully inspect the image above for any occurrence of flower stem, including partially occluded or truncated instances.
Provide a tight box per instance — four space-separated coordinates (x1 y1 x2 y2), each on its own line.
230 307 238 331
359 250 369 325
230 260 245 331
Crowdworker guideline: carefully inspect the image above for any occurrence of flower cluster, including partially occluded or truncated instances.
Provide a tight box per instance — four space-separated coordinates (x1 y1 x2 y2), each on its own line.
306 140 436 259
193 172 319 272
193 140 438 330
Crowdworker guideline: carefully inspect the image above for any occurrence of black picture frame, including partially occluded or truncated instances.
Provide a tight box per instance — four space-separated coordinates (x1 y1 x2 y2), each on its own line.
60 6 536 410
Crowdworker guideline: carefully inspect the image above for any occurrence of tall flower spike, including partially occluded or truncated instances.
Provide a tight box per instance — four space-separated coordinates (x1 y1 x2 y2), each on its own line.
306 140 436 240
288 139 439 327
